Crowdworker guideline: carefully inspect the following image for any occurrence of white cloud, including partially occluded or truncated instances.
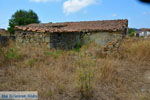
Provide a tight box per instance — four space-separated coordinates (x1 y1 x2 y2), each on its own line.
30 0 58 2
63 0 97 14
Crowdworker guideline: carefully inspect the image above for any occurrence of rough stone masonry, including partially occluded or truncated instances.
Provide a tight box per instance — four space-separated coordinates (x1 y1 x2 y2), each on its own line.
15 19 128 49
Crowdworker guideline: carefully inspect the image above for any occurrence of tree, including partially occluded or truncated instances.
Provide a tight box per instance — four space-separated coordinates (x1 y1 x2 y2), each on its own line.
8 10 40 34
128 28 136 37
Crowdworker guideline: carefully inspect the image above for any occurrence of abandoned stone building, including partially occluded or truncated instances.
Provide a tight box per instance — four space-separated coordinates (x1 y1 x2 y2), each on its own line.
15 19 128 49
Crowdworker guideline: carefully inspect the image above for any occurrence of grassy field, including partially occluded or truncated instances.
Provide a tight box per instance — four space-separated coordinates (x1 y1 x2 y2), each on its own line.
0 38 150 100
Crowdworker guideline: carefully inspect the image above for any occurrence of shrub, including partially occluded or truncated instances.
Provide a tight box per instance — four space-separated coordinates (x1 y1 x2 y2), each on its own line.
128 28 136 37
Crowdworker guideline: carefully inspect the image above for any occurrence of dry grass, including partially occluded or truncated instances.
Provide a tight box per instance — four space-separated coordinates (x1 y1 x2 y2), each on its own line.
118 38 150 61
0 38 150 100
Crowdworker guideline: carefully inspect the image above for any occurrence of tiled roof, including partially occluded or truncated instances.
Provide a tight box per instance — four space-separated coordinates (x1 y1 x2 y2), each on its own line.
15 19 128 33
140 28 150 31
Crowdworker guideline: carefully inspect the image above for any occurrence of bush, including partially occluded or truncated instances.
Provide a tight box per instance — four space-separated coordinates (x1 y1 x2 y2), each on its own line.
128 28 136 37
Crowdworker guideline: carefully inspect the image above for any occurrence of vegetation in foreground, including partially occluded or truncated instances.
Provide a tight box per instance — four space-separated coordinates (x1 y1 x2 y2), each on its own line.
0 38 150 100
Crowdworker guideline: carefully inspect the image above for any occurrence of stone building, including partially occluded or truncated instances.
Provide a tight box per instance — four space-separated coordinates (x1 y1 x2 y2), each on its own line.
15 19 128 49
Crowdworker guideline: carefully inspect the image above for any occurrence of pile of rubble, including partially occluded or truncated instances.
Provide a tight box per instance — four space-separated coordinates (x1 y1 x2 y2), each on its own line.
97 39 122 58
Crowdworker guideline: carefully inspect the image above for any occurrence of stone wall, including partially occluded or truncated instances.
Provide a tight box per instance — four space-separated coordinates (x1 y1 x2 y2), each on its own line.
15 30 123 49
15 31 50 47
83 32 123 46
15 31 82 49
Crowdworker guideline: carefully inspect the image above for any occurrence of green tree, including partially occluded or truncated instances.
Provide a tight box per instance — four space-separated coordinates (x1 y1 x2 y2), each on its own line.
128 28 136 37
8 10 40 34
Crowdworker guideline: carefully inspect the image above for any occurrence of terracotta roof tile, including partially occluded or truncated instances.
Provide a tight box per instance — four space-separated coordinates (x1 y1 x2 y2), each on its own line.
15 19 128 33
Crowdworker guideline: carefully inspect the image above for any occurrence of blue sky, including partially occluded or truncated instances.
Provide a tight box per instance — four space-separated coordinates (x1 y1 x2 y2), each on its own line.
0 0 150 29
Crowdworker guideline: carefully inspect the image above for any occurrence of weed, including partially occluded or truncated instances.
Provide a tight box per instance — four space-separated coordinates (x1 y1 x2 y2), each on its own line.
46 90 53 97
78 69 94 99
76 59 95 99
0 38 150 100
5 48 21 59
